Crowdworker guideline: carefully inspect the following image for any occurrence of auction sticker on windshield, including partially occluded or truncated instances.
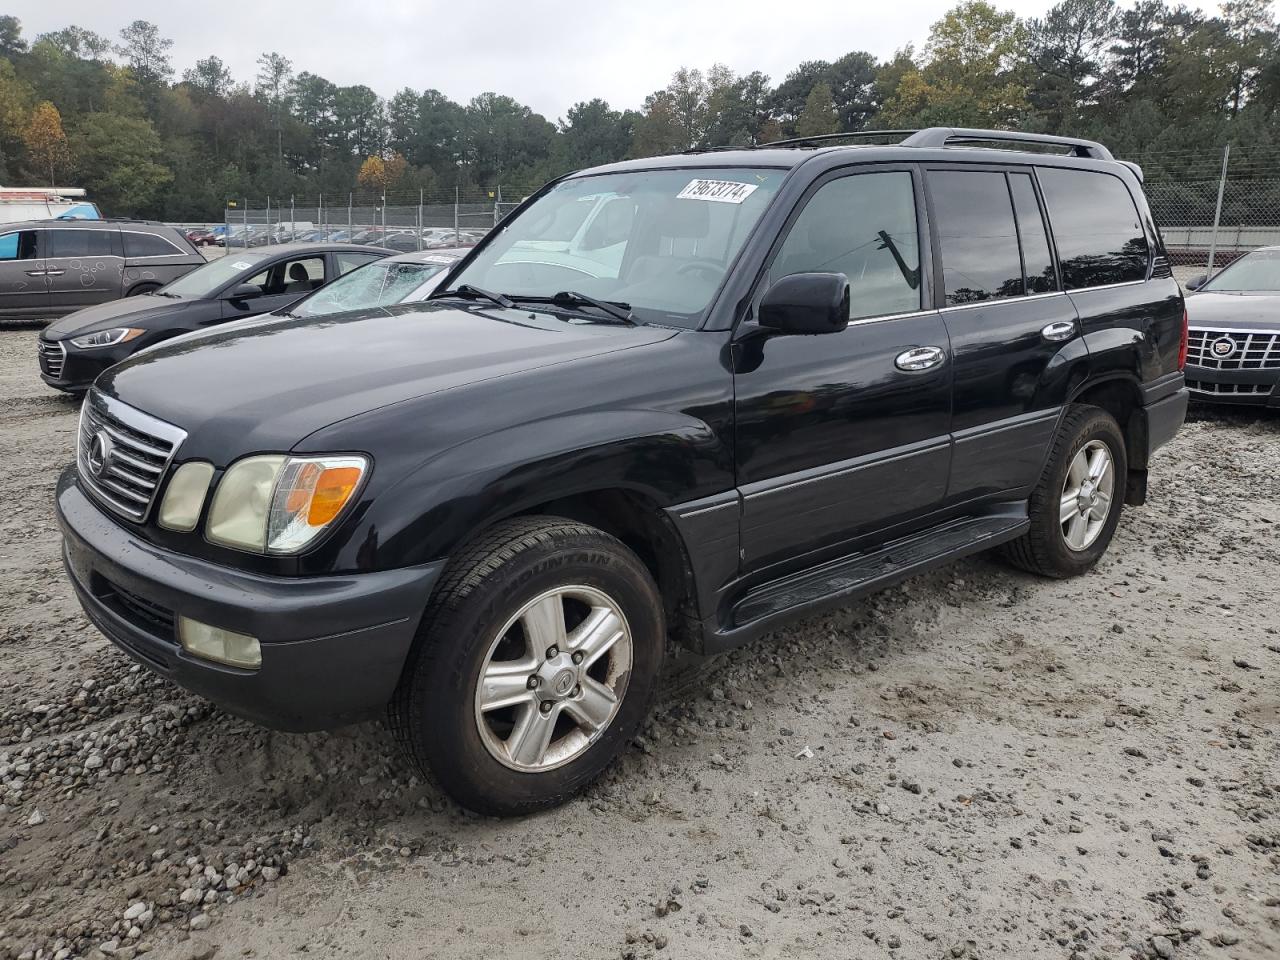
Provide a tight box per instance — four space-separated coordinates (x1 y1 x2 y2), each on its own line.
677 179 759 204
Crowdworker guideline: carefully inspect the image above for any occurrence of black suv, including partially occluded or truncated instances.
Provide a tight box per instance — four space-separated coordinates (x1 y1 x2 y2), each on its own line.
57 128 1188 816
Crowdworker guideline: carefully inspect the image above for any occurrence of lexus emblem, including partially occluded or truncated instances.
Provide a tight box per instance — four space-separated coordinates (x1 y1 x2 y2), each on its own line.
1210 337 1237 359
87 430 114 478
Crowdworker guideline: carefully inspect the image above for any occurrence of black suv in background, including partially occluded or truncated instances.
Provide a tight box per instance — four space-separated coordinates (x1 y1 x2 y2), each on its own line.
57 128 1187 816
0 219 204 321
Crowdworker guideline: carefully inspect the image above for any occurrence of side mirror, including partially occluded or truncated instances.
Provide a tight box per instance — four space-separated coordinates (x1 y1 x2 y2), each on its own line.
759 273 850 335
1185 274 1207 291
224 283 260 302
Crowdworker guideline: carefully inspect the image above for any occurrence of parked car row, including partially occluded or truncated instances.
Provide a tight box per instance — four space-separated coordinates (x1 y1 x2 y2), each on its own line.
222 224 487 250
37 244 467 392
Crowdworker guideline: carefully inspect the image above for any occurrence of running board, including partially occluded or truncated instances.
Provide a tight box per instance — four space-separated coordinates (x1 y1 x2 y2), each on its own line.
711 510 1029 651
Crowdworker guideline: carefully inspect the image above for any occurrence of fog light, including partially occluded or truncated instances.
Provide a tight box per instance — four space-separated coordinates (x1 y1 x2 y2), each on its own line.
178 617 261 669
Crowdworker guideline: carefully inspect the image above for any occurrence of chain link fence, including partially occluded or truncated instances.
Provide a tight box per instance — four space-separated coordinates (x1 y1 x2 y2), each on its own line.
212 187 529 252
1140 145 1280 285
198 147 1280 281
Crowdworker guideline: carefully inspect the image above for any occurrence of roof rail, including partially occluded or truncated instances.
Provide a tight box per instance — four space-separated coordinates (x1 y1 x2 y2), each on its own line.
759 130 921 149
901 127 1113 161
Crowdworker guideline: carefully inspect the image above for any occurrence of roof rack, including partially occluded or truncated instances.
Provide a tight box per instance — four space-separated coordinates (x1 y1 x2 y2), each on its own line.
901 127 1113 161
759 130 920 149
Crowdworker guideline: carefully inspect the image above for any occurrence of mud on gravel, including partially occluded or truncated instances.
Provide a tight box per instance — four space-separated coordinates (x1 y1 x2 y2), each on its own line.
0 327 1276 960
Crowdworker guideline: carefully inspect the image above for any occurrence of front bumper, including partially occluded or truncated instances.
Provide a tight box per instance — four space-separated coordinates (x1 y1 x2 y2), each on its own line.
38 338 119 393
57 469 443 731
1185 362 1280 406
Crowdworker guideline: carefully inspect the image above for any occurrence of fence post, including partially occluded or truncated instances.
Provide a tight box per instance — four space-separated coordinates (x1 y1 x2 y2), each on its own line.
290 195 296 241
242 201 248 248
223 203 229 252
265 196 272 245
1206 143 1229 279
319 193 324 236
454 186 460 245
381 192 386 234
493 185 502 228
418 188 424 250
348 193 352 239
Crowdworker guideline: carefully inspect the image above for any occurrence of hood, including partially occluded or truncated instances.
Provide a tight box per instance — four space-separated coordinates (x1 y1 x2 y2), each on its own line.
1186 291 1280 331
98 301 678 455
43 295 196 339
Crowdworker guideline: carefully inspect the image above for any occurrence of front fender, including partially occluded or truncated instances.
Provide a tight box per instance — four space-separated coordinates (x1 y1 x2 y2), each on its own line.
334 408 731 570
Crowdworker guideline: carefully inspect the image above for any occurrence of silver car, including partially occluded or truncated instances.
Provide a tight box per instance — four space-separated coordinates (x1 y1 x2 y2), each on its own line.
0 219 204 322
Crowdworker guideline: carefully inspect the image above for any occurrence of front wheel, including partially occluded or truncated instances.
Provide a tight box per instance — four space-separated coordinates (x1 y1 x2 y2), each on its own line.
388 516 665 816
1002 405 1127 578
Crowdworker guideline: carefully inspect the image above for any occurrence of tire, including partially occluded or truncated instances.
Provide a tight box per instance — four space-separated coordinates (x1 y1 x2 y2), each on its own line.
388 516 665 816
1002 404 1127 579
126 283 160 297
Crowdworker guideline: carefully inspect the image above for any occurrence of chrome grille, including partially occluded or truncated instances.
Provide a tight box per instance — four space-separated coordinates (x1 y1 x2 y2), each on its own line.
1186 379 1274 397
37 338 65 378
77 390 186 522
1186 328 1280 370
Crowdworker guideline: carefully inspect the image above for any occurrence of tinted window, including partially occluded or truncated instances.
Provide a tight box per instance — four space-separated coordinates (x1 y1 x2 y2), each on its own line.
769 171 921 320
1038 168 1149 289
1008 173 1056 294
930 170 1023 306
0 231 37 261
122 231 183 258
49 228 117 258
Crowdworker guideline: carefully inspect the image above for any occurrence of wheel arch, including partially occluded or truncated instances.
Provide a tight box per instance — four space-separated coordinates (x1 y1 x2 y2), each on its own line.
1068 373 1149 503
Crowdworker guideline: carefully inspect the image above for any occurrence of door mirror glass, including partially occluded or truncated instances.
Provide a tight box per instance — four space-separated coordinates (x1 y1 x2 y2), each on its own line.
1185 274 1207 291
759 273 850 335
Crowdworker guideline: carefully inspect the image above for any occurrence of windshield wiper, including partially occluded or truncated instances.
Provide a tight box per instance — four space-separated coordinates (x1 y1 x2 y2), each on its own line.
511 291 637 325
434 284 514 309
151 290 180 298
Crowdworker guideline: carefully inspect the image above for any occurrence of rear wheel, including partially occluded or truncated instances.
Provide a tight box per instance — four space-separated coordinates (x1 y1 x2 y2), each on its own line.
1002 404 1127 578
388 516 664 816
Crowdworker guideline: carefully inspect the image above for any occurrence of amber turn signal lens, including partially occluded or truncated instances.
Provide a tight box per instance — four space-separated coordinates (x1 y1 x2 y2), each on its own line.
308 466 363 525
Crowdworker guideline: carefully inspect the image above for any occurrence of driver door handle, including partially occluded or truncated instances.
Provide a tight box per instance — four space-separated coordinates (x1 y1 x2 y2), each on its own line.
1041 320 1077 342
895 345 946 372
43 269 65 277
25 269 48 277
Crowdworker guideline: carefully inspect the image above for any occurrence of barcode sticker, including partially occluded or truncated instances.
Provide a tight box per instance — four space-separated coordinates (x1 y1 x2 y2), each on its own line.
676 179 759 204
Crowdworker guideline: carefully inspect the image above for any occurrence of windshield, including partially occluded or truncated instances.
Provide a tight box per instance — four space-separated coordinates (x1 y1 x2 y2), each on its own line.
290 259 454 318
441 167 785 325
162 252 269 298
1202 249 1280 293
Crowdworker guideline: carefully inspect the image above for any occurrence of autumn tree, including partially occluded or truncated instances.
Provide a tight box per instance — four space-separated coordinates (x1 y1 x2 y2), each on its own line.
23 100 69 184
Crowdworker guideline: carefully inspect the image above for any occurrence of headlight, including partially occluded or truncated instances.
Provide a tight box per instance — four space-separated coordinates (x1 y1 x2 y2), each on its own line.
206 454 368 554
70 327 144 349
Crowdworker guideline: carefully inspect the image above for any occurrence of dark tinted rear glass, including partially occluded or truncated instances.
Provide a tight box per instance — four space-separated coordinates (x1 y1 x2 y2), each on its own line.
49 228 117 258
1008 173 1056 294
1038 168 1149 289
123 230 184 258
930 170 1023 306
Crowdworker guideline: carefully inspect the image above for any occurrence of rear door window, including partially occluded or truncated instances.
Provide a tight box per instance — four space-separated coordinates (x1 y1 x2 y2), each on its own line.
1036 168 1150 289
0 231 38 260
122 230 185 258
1008 173 1057 294
48 228 119 258
929 170 1024 306
767 170 922 320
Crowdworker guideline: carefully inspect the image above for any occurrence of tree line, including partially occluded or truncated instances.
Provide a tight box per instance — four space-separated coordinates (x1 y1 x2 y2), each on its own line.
0 1 1277 219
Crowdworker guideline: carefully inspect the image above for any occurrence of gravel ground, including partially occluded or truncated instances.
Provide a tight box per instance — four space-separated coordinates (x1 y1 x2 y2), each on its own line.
0 326 1276 960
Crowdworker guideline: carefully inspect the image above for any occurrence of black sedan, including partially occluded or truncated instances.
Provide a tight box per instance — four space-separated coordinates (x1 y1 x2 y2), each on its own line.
38 243 394 393
1184 246 1280 407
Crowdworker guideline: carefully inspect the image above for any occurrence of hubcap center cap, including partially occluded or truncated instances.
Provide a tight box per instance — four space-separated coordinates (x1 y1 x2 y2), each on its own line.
535 653 580 700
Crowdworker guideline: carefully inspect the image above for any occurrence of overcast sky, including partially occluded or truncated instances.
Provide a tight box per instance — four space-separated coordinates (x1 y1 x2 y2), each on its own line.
14 0 1222 121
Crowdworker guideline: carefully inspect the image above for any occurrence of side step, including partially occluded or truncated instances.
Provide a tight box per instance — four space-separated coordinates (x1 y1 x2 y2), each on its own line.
725 510 1029 638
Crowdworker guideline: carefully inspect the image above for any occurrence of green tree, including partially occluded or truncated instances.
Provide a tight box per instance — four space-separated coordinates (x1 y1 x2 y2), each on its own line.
796 81 839 136
115 20 173 86
1027 0 1117 131
183 56 233 99
0 15 26 58
560 98 631 168
70 111 172 215
630 89 684 158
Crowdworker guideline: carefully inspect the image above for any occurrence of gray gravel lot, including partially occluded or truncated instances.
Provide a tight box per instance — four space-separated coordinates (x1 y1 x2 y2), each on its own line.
0 326 1277 960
